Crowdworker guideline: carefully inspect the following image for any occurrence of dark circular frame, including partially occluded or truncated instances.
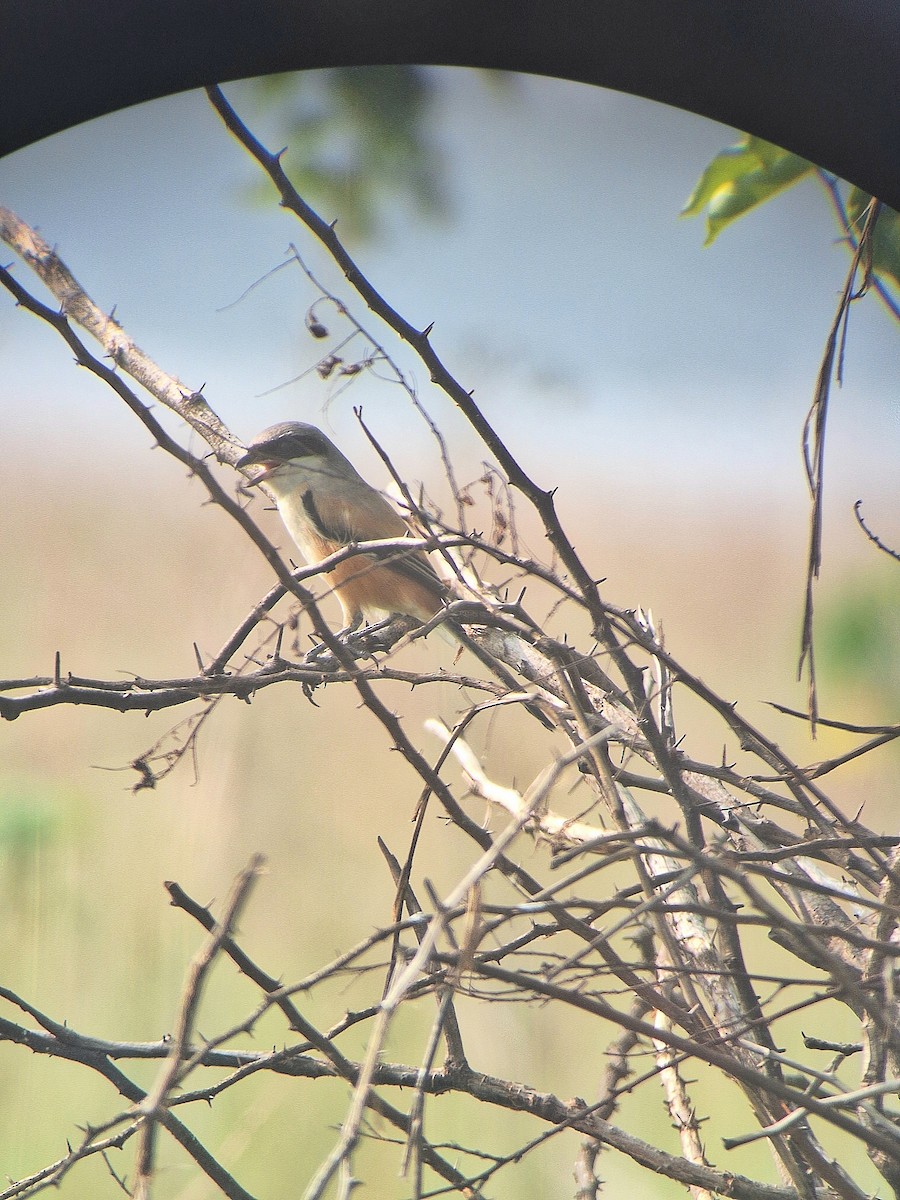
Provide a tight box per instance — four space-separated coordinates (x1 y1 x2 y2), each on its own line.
3 0 899 209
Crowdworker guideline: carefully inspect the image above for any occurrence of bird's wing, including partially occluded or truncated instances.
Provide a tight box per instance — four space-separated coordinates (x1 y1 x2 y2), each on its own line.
301 486 446 599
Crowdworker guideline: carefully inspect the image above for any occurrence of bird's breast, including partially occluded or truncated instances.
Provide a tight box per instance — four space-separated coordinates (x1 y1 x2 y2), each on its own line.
275 487 340 564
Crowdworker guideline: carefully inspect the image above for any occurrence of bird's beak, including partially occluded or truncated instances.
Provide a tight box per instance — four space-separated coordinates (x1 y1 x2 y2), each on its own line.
235 448 259 470
236 449 282 485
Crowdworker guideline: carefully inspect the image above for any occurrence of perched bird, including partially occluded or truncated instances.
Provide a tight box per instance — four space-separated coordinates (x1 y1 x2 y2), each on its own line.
237 422 557 727
236 422 447 629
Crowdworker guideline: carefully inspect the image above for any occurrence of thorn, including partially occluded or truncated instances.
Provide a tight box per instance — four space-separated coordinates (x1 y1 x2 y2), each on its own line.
193 642 205 672
54 651 61 687
274 625 284 660
421 321 434 338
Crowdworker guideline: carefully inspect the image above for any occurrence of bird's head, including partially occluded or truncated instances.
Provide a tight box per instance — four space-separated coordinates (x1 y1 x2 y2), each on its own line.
236 422 348 488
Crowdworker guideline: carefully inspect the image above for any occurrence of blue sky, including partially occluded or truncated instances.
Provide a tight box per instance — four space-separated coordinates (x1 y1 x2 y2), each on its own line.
1 68 897 533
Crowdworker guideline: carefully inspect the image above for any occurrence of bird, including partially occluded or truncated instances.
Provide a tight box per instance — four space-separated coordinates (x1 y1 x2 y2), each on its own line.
236 421 447 630
237 421 557 728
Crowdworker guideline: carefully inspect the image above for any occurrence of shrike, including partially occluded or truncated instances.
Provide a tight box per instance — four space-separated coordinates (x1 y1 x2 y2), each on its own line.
236 422 447 629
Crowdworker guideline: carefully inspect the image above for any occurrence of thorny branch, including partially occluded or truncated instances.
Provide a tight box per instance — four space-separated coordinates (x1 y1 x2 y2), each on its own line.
132 855 265 1200
2 86 899 1200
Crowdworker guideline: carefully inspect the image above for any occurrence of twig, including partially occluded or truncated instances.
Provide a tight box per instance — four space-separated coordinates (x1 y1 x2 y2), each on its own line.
0 207 239 459
165 879 477 1195
133 856 265 1200
652 1008 714 1200
304 729 617 1200
798 197 883 731
813 171 900 322
854 499 900 563
425 716 617 850
377 839 468 1070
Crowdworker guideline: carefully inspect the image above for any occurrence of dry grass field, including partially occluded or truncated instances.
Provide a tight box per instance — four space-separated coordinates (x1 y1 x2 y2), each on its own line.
2 431 897 1197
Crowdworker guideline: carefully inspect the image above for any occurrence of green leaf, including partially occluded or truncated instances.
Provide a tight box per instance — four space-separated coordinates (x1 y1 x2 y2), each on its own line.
682 135 813 244
0 779 58 852
248 66 449 242
820 574 900 703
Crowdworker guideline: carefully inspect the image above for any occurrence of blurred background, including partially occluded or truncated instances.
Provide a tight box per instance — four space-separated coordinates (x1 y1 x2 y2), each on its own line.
1 67 898 1196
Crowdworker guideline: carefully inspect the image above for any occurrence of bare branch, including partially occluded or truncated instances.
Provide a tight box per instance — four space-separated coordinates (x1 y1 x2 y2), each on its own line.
2 78 897 1200
798 197 884 730
133 856 264 1200
854 499 900 563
